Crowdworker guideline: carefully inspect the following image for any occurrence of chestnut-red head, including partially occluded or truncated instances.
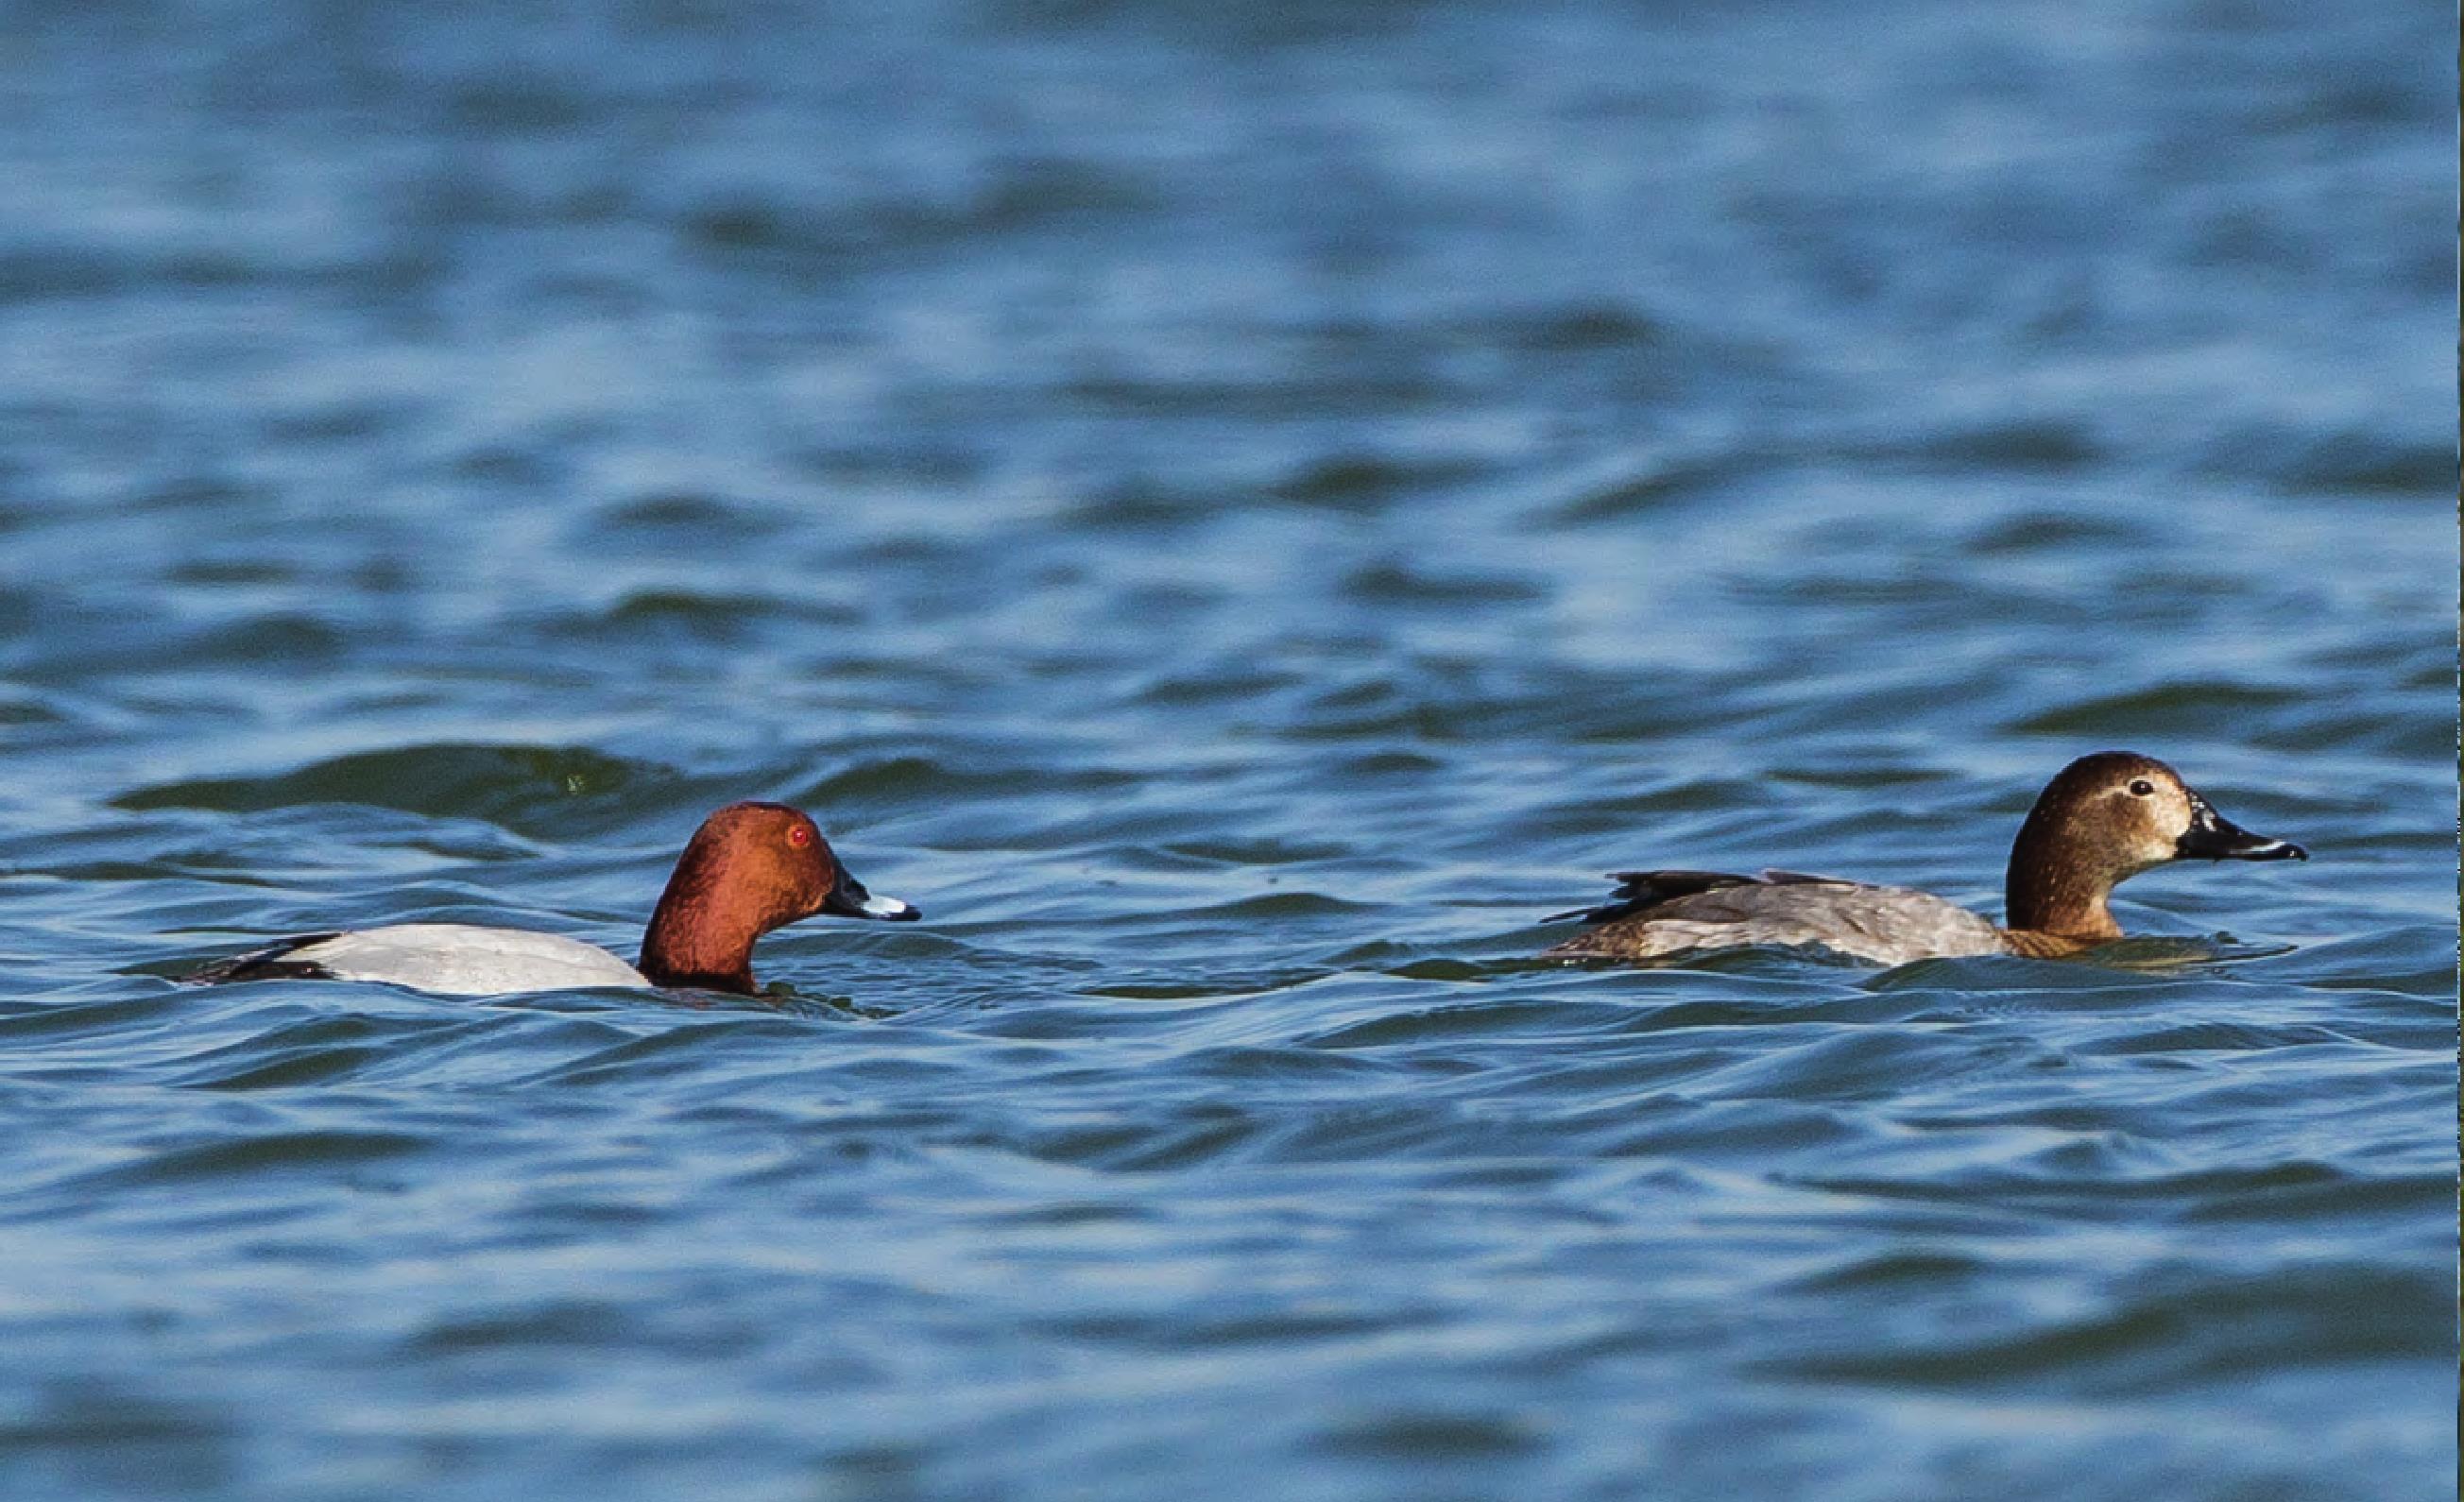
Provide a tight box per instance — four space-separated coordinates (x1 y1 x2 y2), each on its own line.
638 801 917 995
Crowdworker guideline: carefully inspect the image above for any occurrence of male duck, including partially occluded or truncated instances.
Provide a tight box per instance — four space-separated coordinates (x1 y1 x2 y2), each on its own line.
189 801 918 997
1544 751 2305 966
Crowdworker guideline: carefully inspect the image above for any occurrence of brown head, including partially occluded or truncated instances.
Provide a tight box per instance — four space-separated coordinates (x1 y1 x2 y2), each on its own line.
638 801 919 994
2003 751 2305 943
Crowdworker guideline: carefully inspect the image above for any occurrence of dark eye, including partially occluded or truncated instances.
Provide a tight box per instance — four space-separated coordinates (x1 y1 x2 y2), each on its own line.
2128 779 2154 797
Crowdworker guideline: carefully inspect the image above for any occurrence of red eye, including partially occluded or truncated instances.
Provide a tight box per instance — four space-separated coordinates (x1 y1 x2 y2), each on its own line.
786 825 812 848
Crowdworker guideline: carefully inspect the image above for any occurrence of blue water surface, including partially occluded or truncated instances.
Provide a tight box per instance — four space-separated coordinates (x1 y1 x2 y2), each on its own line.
0 2 2454 1499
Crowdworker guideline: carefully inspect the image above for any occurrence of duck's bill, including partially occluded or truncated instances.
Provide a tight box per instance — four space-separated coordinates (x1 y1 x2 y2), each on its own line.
822 872 923 921
2176 801 2307 862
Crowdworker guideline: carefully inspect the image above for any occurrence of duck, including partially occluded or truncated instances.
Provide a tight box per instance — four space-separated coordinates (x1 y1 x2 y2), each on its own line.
1542 751 2305 966
186 801 919 997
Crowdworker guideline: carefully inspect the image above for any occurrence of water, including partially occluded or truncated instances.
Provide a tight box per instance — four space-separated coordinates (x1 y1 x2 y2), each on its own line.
0 2 2452 1498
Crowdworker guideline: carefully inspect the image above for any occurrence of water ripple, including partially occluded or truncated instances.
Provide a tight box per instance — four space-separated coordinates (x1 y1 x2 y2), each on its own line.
0 2 2448 1498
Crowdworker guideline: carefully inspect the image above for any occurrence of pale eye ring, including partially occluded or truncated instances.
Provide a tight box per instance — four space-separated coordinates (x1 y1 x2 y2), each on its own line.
2128 778 2155 797
787 825 813 848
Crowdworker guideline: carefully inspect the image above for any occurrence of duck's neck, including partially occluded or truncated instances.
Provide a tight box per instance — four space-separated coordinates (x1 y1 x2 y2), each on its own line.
639 867 763 995
2003 824 2123 946
1999 926 2105 959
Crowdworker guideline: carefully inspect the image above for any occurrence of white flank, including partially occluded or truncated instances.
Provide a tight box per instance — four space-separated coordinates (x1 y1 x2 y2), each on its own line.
287 924 649 997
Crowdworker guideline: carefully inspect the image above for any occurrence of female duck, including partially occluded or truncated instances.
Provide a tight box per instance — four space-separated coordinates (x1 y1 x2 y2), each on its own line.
189 801 918 997
1544 752 2305 966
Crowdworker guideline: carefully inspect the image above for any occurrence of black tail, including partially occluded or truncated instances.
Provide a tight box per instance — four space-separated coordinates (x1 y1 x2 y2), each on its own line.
1544 870 1759 926
182 932 343 985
